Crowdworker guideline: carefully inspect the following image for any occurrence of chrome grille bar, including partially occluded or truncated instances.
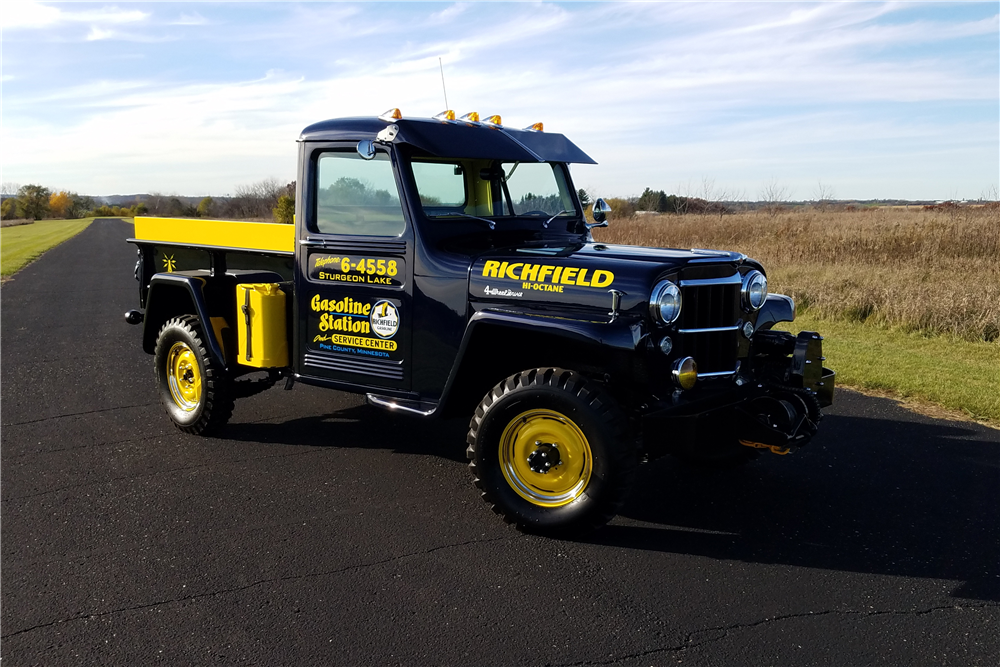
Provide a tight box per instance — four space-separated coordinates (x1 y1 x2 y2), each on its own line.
678 325 740 334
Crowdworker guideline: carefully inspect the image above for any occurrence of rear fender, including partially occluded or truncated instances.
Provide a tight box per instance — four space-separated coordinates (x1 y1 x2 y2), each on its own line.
142 273 225 368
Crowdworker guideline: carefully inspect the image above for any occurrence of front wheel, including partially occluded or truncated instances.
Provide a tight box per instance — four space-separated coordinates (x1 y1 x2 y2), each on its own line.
467 368 636 536
154 315 233 435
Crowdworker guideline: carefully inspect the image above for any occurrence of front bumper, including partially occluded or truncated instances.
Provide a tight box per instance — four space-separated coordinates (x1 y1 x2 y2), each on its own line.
642 330 834 458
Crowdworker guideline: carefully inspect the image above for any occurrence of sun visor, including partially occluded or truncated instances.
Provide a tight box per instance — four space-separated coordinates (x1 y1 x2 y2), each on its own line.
394 119 597 164
501 128 597 164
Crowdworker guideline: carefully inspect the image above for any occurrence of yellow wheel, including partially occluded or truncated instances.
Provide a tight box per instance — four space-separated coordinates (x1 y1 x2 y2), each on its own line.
468 368 636 535
154 315 233 435
166 341 203 411
499 409 593 507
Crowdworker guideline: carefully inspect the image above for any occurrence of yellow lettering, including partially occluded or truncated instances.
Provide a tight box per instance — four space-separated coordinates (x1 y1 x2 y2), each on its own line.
505 262 524 280
590 270 615 288
483 260 501 278
537 265 555 283
552 267 563 283
331 335 397 351
575 268 590 286
561 267 578 285
311 294 322 312
520 263 540 281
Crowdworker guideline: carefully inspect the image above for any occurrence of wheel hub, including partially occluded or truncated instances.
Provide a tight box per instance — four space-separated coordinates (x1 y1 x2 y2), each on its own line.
166 341 202 411
498 408 594 507
527 441 562 474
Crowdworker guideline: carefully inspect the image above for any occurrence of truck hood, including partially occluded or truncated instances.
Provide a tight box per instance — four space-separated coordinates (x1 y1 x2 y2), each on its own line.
469 241 747 314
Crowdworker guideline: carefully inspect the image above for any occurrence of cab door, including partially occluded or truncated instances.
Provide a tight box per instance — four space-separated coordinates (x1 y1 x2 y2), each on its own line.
294 143 412 392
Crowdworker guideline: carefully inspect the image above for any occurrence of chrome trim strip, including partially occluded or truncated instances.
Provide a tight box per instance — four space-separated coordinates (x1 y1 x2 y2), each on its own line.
697 369 738 378
678 325 740 334
366 394 436 416
679 274 742 287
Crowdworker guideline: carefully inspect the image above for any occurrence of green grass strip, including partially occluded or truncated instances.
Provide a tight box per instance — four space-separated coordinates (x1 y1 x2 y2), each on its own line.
1 218 102 277
779 311 1000 424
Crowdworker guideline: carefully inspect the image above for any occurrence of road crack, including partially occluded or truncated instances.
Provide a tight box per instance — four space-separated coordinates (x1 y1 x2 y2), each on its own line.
1 402 158 427
547 604 1000 666
1 535 512 639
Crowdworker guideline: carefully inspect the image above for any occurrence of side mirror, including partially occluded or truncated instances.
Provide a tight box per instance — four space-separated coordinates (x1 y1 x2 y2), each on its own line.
357 140 376 160
588 198 611 229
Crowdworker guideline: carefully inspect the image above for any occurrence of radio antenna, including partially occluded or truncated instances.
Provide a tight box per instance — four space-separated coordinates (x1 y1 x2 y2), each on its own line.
438 57 449 110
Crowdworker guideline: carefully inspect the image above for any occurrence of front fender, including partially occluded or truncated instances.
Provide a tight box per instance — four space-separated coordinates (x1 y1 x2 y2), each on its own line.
434 309 646 416
466 308 645 352
756 293 795 331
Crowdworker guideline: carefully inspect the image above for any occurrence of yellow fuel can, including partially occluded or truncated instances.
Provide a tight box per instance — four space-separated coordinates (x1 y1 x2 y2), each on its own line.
236 283 288 368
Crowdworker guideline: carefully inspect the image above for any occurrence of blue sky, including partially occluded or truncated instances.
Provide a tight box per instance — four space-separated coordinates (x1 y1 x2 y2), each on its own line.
2 1 997 200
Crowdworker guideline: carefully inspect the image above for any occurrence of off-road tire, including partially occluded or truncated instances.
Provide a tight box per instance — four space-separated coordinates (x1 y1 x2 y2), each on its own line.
467 368 637 536
154 315 234 435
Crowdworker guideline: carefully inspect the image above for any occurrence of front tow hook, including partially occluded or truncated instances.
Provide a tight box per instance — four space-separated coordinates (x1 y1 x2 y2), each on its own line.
125 310 144 325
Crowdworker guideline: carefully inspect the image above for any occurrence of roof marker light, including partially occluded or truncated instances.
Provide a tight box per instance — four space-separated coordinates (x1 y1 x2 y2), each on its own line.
379 108 402 122
483 114 502 126
460 111 480 122
524 122 544 132
434 110 456 121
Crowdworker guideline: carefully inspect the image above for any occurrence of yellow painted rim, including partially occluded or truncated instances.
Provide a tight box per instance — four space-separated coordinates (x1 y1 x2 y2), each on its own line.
499 409 593 507
166 341 202 412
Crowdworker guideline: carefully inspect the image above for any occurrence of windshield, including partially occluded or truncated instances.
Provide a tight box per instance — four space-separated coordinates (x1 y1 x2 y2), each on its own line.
411 159 577 221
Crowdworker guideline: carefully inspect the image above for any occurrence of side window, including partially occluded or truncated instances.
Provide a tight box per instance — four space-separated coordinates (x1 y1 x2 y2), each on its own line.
315 151 405 236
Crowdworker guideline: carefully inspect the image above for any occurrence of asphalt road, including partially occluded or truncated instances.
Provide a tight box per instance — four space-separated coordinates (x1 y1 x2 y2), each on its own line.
2 218 998 665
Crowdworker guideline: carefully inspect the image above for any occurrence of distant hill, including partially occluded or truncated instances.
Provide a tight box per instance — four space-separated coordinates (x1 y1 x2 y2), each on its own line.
94 194 226 207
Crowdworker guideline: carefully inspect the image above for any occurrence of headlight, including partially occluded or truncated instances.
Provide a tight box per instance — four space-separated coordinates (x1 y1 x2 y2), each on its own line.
649 280 682 325
741 270 767 311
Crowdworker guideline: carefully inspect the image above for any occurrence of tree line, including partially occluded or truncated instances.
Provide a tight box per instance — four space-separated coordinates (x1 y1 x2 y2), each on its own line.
0 178 296 224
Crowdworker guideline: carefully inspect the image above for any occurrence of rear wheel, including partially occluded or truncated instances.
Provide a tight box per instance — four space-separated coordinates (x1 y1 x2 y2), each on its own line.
154 315 233 435
467 368 636 536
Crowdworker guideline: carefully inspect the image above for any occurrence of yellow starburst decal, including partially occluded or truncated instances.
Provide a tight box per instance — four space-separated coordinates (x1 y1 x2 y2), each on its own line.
163 255 177 272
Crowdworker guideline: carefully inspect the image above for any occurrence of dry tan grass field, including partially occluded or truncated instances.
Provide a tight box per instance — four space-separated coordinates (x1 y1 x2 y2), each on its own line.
594 205 1000 343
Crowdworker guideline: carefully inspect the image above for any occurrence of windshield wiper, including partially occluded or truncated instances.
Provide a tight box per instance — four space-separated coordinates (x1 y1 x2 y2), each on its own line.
434 212 496 230
542 210 571 228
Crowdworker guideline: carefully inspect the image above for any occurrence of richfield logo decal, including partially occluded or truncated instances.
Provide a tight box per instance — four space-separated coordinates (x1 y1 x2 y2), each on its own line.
370 300 400 338
481 261 614 294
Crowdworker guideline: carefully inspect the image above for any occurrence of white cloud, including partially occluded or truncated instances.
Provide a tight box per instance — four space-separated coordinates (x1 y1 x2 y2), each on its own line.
86 26 114 41
0 0 61 29
1 1 149 29
173 12 209 26
426 3 469 25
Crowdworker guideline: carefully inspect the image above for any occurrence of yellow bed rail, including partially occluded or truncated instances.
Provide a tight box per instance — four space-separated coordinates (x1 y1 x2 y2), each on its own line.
133 217 295 254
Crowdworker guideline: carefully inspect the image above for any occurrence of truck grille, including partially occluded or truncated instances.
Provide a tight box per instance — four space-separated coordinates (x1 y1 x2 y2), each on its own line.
677 274 741 375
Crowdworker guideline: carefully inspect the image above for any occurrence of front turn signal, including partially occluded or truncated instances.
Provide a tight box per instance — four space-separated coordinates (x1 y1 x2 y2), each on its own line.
672 357 698 390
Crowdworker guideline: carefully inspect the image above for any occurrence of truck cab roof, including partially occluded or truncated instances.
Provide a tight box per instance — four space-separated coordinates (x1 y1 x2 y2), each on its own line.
299 115 597 164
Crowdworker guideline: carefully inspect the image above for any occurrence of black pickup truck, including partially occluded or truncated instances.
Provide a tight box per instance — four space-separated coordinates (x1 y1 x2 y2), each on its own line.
128 109 834 534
